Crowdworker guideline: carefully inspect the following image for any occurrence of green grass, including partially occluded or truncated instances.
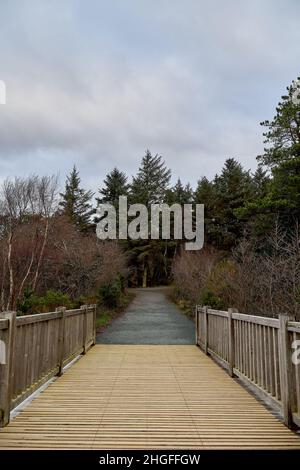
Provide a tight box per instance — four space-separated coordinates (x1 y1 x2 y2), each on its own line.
96 291 136 332
174 298 194 318
167 285 195 319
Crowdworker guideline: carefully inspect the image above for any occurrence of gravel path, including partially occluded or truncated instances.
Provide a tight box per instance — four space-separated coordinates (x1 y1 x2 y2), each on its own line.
96 287 195 344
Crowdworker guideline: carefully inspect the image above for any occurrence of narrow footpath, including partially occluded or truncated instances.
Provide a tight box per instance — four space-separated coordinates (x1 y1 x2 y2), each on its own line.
97 287 195 344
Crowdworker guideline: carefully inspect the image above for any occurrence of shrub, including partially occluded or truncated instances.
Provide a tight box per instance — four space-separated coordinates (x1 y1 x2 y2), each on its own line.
172 229 300 320
98 278 122 308
172 248 220 305
16 287 38 315
17 289 73 315
199 288 225 309
36 290 73 312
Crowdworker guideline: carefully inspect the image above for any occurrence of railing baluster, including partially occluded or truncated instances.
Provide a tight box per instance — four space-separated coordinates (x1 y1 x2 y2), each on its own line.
195 305 300 429
228 308 236 377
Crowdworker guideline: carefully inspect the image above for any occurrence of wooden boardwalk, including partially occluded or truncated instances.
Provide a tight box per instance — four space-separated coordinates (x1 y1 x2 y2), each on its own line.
0 345 300 449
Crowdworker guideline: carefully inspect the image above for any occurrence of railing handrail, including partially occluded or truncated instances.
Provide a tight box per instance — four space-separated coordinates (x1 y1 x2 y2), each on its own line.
197 305 295 328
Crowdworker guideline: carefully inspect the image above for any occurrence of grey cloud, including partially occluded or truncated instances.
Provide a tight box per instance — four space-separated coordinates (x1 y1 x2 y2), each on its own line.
0 0 299 190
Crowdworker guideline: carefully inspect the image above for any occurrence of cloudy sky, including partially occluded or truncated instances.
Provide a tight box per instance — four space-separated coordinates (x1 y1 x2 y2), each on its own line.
0 0 299 191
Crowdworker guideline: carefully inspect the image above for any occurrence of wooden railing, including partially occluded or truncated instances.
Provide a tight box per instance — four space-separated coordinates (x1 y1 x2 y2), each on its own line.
195 306 300 429
0 304 96 427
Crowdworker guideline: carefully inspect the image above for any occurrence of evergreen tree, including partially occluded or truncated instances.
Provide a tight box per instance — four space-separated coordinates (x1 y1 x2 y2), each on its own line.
237 78 300 232
173 179 193 204
166 179 193 205
164 179 193 258
130 150 171 206
258 77 300 168
212 158 252 248
255 78 300 227
234 166 272 237
96 167 129 208
251 167 270 198
59 166 94 232
183 183 194 203
127 151 171 287
250 152 300 231
194 177 217 244
270 156 300 223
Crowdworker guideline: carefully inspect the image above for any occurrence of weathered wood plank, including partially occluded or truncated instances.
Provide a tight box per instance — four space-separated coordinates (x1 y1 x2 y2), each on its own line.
287 322 300 334
228 308 236 377
207 309 228 318
0 345 299 450
278 314 295 428
16 312 61 325
0 311 16 427
0 319 9 330
232 312 279 328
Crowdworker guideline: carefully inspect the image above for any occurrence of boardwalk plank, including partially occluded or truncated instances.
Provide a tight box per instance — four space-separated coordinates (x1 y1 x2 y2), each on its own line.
0 345 299 449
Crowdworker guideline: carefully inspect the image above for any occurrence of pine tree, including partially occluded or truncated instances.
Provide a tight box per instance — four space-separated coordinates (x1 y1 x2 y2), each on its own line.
255 77 300 227
212 158 252 248
166 179 193 205
194 177 217 244
194 177 216 209
130 150 171 206
96 167 129 208
59 166 94 232
126 151 171 287
258 77 300 168
252 167 270 198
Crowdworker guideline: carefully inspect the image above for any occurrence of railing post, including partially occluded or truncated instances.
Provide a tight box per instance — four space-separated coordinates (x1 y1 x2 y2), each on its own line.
56 306 66 377
228 308 237 377
203 306 209 355
0 311 16 427
92 304 97 345
278 313 295 428
81 305 88 355
195 305 199 346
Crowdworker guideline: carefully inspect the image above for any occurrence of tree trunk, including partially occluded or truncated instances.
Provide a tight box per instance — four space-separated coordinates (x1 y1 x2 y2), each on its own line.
6 231 14 311
142 265 147 288
164 242 168 278
1 247 7 311
16 230 38 305
32 218 49 291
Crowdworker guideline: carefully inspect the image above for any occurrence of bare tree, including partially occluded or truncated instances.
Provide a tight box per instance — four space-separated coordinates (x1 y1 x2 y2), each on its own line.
0 175 58 310
172 227 300 320
31 176 58 290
